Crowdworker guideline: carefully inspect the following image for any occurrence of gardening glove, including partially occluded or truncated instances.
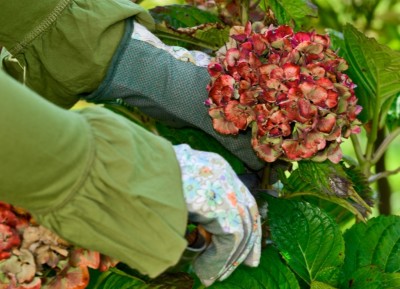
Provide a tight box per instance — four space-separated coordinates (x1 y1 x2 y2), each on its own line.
173 144 262 286
85 20 265 171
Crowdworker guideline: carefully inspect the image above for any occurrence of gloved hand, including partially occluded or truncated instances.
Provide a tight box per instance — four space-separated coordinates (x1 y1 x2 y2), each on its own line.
173 144 261 286
85 20 265 171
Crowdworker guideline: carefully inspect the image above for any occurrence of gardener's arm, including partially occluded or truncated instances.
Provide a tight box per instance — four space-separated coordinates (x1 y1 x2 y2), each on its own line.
0 69 188 277
0 70 261 284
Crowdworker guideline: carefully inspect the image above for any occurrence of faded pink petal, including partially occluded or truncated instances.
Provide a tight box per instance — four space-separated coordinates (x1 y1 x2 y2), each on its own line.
209 75 235 105
305 131 326 151
299 82 327 107
209 107 240 135
266 111 292 137
292 32 311 46
270 67 284 80
240 89 260 105
70 249 101 269
317 113 336 133
225 48 240 66
298 98 317 120
283 63 300 81
252 34 267 55
326 90 339 108
259 64 279 76
295 41 324 54
207 62 223 78
312 33 330 47
327 143 343 163
0 224 20 253
44 264 89 289
266 25 293 43
248 52 262 68
281 140 303 161
240 41 253 51
307 64 325 79
316 77 334 89
224 101 256 130
251 136 282 162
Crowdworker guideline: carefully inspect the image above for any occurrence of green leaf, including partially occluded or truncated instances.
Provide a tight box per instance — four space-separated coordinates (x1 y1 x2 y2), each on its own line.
343 215 400 276
382 272 400 289
330 25 400 122
340 266 382 289
341 164 374 207
95 269 193 289
280 161 372 219
150 5 229 51
259 0 318 29
267 197 345 287
150 5 222 29
153 22 230 51
202 246 300 289
310 280 337 289
386 94 400 131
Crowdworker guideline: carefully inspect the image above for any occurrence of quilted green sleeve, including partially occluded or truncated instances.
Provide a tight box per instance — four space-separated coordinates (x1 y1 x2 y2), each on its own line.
0 70 187 277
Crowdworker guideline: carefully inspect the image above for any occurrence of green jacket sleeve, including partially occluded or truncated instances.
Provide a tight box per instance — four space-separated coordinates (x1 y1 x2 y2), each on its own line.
0 70 188 277
0 0 154 108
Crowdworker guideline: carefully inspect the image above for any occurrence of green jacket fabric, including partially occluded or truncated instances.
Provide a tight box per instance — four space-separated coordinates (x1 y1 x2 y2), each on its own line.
0 69 188 277
0 0 154 108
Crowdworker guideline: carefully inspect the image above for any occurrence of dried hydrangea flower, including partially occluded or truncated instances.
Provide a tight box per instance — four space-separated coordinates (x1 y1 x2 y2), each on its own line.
0 202 119 288
206 22 361 163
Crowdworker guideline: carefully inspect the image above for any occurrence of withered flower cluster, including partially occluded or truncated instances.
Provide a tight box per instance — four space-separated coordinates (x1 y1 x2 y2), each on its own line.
0 202 118 289
206 23 361 163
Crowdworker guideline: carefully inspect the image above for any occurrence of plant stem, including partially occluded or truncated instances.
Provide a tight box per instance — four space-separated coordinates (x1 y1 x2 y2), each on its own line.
362 105 381 177
371 126 400 165
375 128 392 215
350 134 365 165
369 166 400 183
261 163 272 190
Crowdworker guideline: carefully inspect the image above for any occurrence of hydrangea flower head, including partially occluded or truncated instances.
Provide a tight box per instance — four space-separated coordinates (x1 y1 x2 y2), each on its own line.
206 22 361 163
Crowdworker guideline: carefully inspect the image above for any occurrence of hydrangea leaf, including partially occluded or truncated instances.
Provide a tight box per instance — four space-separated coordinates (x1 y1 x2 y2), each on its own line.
153 22 230 51
279 161 372 219
340 265 400 289
386 94 400 131
94 269 193 289
150 5 222 29
342 215 400 278
267 197 345 287
259 0 318 29
329 25 400 123
310 280 337 289
149 5 229 51
202 246 300 289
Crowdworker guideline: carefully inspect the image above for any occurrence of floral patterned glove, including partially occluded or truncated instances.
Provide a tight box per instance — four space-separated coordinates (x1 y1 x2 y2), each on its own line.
173 144 261 286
